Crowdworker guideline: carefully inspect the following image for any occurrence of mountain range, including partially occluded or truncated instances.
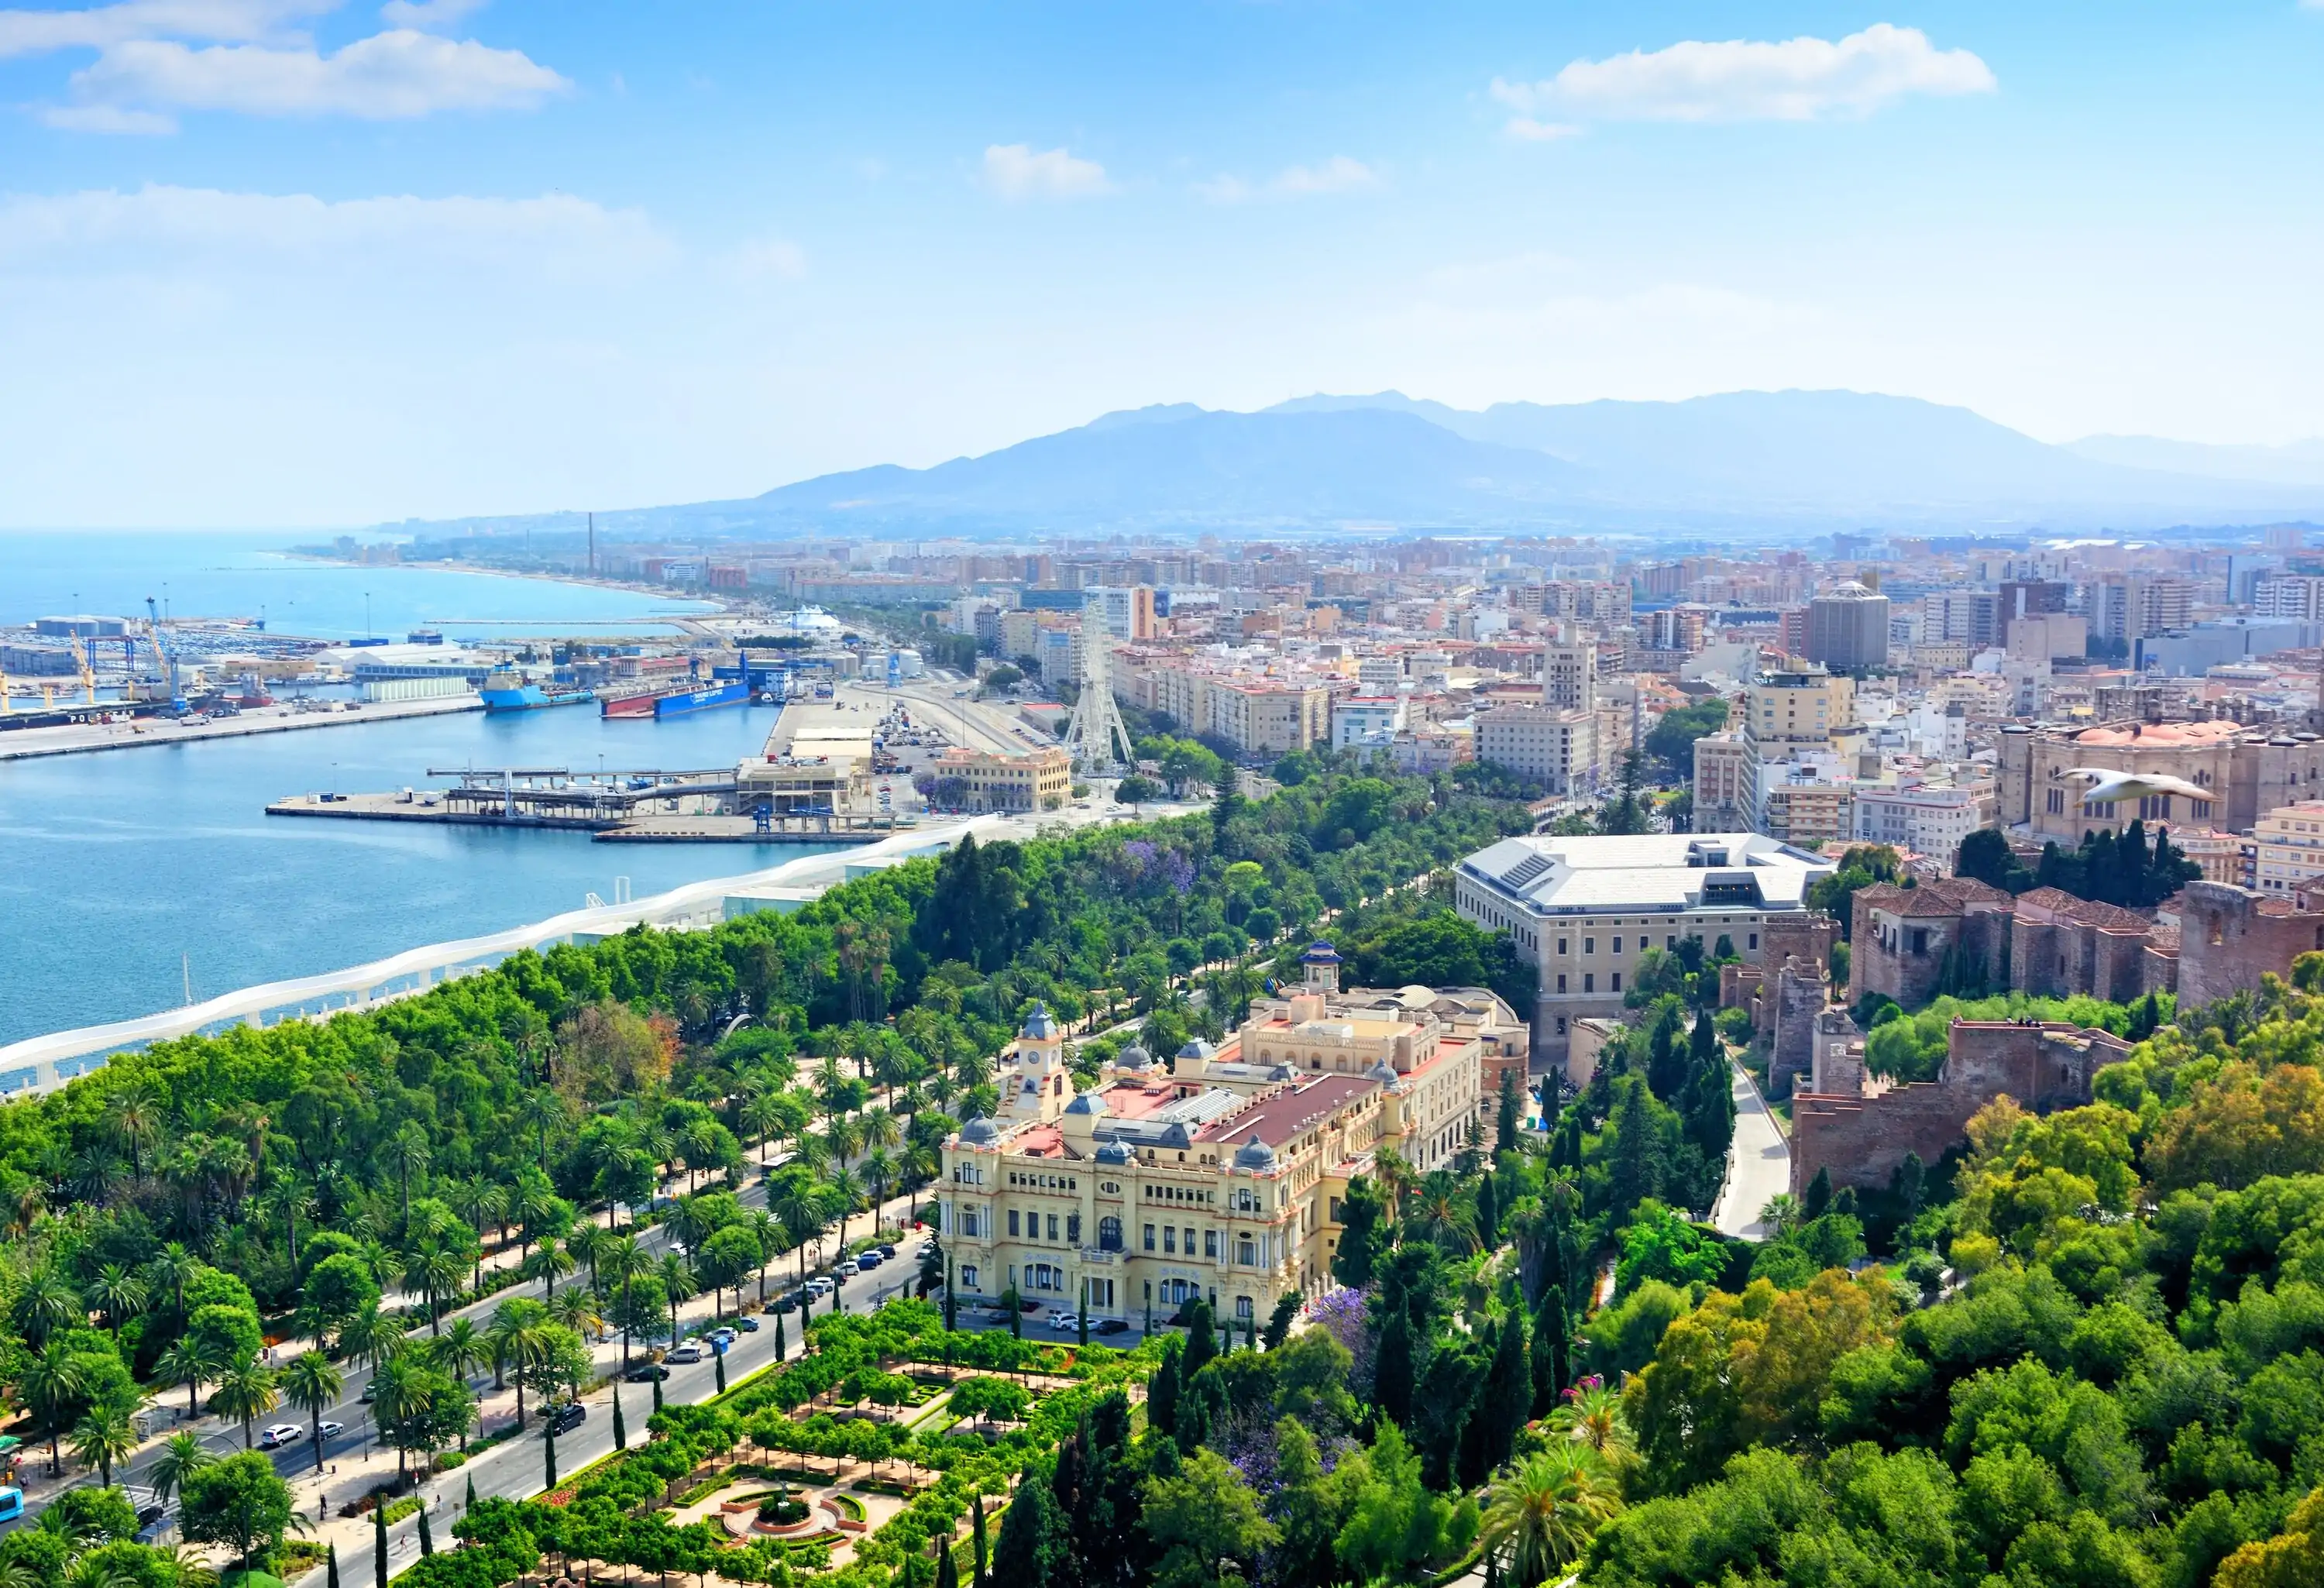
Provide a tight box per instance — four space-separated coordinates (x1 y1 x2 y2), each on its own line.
406 390 2324 541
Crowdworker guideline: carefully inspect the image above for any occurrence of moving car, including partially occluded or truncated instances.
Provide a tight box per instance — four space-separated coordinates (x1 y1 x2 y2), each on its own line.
707 1327 737 1346
1048 1313 1082 1333
0 1489 24 1524
736 1316 761 1332
548 1401 586 1435
667 1343 705 1364
624 1363 670 1382
856 1251 883 1272
259 1423 303 1449
1093 1318 1130 1335
318 1421 346 1441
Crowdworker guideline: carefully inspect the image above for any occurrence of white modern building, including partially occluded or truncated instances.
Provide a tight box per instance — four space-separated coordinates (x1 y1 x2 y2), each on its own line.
1852 785 1986 864
1453 833 1835 1065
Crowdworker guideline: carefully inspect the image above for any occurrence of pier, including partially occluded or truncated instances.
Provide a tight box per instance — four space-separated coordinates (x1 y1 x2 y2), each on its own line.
265 765 912 841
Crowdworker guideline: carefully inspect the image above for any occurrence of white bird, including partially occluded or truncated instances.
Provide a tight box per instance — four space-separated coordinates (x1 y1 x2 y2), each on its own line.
2056 767 2212 807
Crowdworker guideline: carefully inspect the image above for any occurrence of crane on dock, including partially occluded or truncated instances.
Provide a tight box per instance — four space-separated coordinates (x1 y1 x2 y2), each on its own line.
66 634 97 706
143 597 186 713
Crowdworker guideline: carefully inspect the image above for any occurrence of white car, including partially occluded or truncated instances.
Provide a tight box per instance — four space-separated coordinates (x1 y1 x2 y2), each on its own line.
259 1423 304 1449
318 1421 346 1442
1048 1312 1081 1332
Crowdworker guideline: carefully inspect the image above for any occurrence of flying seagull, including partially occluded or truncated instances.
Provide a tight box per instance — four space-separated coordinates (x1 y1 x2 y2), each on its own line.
2056 768 2210 807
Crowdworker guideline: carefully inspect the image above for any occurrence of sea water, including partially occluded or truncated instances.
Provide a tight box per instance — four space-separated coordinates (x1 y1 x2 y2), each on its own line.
0 533 849 1046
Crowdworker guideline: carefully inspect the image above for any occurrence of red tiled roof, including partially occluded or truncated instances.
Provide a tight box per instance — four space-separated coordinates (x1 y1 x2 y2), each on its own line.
2012 887 2154 933
1193 1074 1380 1149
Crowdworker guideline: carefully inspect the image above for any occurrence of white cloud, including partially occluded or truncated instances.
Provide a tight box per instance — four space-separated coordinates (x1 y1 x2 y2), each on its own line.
379 0 484 28
0 184 666 270
0 0 329 58
1494 23 1995 127
37 100 176 132
980 143 1111 201
1196 155 1375 204
64 26 567 118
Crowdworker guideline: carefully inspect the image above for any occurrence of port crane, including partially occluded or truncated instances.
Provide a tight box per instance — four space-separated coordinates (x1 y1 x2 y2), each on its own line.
66 634 97 706
144 597 186 714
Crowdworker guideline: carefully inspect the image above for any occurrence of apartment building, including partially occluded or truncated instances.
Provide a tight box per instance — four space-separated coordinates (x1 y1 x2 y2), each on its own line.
1691 732 1754 830
1852 783 1987 862
2254 800 2324 895
1477 705 1599 795
1129 661 1333 756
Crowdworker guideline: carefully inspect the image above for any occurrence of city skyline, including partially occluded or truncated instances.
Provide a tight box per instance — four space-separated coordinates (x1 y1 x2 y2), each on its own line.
4 2 2324 526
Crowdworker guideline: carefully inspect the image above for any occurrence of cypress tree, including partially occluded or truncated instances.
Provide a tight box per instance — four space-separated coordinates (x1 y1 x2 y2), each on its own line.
775 1312 788 1362
1375 1308 1416 1430
991 1470 1061 1588
1496 1071 1521 1153
1147 1335 1182 1439
1078 1280 1089 1349
466 1474 476 1509
613 1387 627 1450
934 1530 961 1588
327 1543 341 1588
1804 1165 1834 1222
1531 1290 1569 1417
1182 1297 1217 1379
1480 1308 1529 1472
972 1493 989 1586
944 1258 957 1332
651 1367 664 1413
545 1420 558 1490
715 1344 727 1394
1243 1310 1257 1351
418 1507 435 1558
1477 1170 1499 1247
373 1504 388 1588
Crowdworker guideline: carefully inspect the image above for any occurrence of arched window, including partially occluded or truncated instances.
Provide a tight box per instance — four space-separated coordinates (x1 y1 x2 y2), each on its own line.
1098 1215 1123 1251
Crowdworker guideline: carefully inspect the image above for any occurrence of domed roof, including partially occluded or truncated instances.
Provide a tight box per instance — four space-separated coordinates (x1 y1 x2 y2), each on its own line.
1019 1001 1059 1040
1063 1090 1109 1118
1233 1133 1278 1171
957 1115 1000 1145
1095 1136 1134 1165
1366 1060 1401 1083
1115 1043 1152 1071
1177 1039 1215 1063
1300 940 1343 964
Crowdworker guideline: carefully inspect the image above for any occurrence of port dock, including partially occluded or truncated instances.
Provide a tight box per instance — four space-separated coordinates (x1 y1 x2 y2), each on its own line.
266 765 911 841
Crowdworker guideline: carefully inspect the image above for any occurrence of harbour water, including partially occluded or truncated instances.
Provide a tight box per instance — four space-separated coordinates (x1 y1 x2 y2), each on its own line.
0 534 848 1047
0 529 712 638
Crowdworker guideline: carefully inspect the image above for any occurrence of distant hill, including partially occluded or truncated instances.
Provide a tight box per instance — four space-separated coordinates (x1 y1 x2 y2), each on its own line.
2063 433 2324 488
389 389 2324 541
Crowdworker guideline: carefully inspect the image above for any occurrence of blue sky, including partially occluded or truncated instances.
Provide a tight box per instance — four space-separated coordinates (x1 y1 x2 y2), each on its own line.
3 2 2323 527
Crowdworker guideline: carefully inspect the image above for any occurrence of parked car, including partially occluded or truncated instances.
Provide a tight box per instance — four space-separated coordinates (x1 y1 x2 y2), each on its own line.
878 1243 898 1259
1094 1318 1130 1335
856 1251 883 1272
806 1277 834 1297
736 1315 761 1332
259 1423 303 1449
1049 1313 1082 1333
624 1363 670 1382
1019 1298 1042 1314
667 1343 705 1364
707 1327 737 1346
548 1401 586 1435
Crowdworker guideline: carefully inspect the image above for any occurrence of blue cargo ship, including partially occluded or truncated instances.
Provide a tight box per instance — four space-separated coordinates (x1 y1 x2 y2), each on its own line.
480 667 596 713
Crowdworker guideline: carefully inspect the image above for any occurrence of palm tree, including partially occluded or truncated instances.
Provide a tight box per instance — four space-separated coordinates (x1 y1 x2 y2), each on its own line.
1549 1378 1638 1476
770 1175 827 1296
453 1177 509 1287
860 1147 897 1232
14 1267 83 1346
431 1317 488 1385
517 1089 566 1174
339 1302 405 1372
369 1356 428 1476
147 1430 215 1507
550 1287 604 1342
1755 1194 1802 1241
658 1253 697 1350
1372 1148 1418 1224
599 1234 653 1366
108 1078 163 1180
156 1335 224 1420
84 1264 149 1338
146 1241 201 1322
1479 1445 1623 1586
280 1350 343 1475
211 1356 280 1450
485 1304 551 1429
20 1340 85 1476
68 1402 139 1488
566 1222 606 1293
1411 1174 1480 1254
387 1127 431 1224
748 1211 781 1304
412 1242 468 1334
739 1088 787 1166
828 1165 862 1255
528 1239 577 1301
